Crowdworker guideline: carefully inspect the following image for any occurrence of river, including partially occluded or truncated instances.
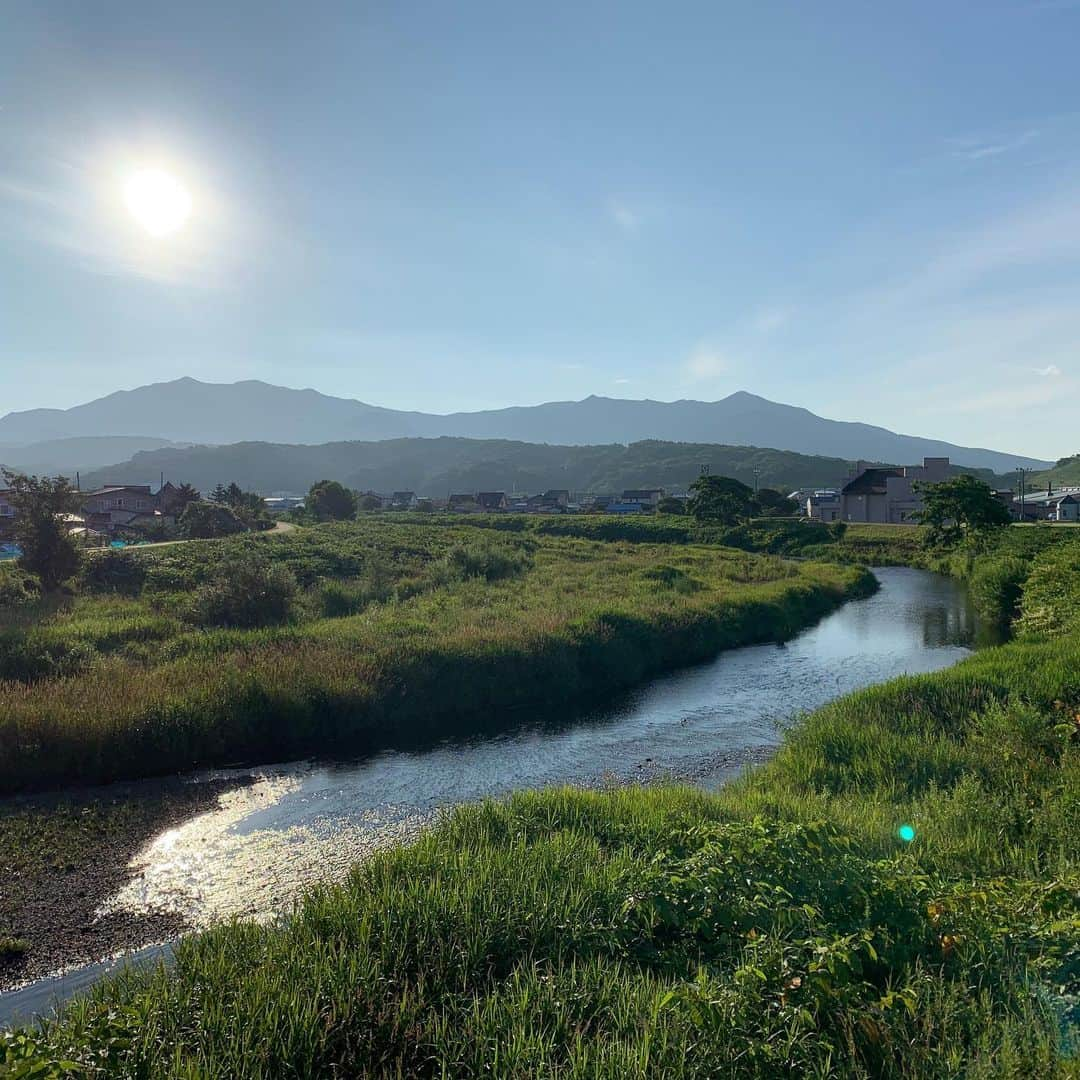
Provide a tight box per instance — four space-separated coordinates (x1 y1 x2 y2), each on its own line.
0 567 984 1027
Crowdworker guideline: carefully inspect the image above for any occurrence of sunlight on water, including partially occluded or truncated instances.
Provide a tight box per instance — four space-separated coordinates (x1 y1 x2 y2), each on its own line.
100 776 429 927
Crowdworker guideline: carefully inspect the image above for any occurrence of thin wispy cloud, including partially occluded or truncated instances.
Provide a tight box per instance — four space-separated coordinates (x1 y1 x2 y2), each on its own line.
683 345 733 382
607 199 641 232
1035 363 1063 376
944 128 1039 161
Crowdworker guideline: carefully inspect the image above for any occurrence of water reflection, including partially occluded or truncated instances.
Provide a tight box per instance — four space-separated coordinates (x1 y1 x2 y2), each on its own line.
105 567 978 925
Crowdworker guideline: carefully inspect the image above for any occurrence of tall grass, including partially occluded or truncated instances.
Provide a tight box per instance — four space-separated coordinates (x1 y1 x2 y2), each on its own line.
6 526 1078 1075
0 526 870 793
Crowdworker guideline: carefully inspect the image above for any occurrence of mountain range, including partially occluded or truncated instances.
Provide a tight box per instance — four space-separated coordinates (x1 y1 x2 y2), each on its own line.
0 378 1049 474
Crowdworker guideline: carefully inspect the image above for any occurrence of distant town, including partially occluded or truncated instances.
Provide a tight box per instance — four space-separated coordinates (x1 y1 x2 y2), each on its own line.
2 454 1077 555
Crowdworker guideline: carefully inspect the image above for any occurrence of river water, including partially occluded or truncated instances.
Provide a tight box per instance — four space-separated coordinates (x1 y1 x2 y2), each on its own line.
0 567 982 1026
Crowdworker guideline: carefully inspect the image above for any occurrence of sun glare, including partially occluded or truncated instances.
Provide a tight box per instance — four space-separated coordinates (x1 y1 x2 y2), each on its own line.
123 168 192 236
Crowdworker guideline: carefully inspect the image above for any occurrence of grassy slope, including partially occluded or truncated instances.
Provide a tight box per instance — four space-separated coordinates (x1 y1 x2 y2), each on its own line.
0 523 870 793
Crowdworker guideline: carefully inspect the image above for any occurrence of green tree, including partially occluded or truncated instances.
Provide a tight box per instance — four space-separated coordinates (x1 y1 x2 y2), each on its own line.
179 500 246 539
753 488 794 517
307 480 357 521
209 483 230 505
171 483 201 511
913 474 1012 547
686 475 755 525
357 494 383 512
0 470 82 591
656 496 687 515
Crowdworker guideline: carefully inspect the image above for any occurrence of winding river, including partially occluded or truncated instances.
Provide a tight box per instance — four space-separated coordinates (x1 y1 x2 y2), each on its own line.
0 567 985 1027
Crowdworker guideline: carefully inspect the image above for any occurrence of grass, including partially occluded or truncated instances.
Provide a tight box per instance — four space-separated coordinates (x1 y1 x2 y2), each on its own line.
5 618 1079 1074
0 521 871 793
4 522 1079 1075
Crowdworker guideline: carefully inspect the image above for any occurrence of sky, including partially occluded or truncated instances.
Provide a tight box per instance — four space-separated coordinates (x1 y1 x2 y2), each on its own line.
2 1 1079 460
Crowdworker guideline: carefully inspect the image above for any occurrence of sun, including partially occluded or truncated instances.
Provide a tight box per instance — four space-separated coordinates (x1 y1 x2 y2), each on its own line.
123 169 192 236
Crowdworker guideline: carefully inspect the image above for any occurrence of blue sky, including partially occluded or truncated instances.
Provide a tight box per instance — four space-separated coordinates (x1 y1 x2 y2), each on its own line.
2 1 1079 459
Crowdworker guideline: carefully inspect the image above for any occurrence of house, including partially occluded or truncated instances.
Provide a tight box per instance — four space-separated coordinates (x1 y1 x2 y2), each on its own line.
80 485 175 535
476 491 508 511
263 495 306 512
1013 486 1080 522
448 493 479 512
621 488 664 509
804 489 842 522
390 491 418 510
839 457 950 524
526 490 569 513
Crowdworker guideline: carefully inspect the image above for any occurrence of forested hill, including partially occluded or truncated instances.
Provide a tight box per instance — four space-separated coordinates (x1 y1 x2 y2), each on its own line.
79 437 1005 497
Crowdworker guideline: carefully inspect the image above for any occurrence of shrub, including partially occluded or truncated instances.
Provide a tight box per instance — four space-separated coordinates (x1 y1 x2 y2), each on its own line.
81 549 148 596
185 551 297 628
444 542 531 582
179 501 246 539
0 566 40 608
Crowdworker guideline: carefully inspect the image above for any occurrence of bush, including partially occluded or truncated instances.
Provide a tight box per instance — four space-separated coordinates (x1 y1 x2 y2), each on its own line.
444 542 531 582
81 549 148 596
185 551 297 628
179 501 246 540
0 566 40 608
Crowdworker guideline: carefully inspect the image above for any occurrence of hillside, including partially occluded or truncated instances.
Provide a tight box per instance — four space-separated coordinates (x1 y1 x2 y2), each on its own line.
77 436 1008 498
1030 452 1080 488
0 378 1049 473
0 436 179 475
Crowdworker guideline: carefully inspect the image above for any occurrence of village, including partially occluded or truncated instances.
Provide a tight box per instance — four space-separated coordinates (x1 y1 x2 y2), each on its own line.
1 455 1077 556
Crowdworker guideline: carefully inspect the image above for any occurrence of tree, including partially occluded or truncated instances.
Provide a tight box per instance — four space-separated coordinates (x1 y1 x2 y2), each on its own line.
209 483 230 505
657 496 687 515
179 500 246 539
753 488 794 517
686 475 756 525
171 483 201 511
307 480 357 521
358 494 383 512
1 470 82 591
913 475 1012 547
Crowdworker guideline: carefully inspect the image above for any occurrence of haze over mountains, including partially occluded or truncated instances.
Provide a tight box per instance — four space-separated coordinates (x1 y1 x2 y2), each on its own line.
0 377 1049 475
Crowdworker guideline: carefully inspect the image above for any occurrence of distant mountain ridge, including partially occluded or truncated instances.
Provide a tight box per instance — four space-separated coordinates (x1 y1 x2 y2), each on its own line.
77 437 1007 500
0 378 1050 473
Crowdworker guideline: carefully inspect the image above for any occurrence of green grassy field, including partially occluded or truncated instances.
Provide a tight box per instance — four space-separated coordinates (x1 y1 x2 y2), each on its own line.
4 528 1079 1076
0 521 871 794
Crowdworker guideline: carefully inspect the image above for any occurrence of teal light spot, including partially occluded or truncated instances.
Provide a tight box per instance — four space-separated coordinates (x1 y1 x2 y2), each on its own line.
898 824 916 843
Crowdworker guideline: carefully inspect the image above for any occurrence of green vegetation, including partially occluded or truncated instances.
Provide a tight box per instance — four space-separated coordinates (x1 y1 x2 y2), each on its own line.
687 474 757 524
913 475 1012 547
6 541 1080 1074
0 521 869 793
305 478 357 520
0 470 82 592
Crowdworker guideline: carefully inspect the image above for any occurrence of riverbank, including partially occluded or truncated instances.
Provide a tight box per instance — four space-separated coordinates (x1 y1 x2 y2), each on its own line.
0 567 962 1017
5 536 1078 1075
6 549 1078 1075
0 775 252 991
0 524 872 793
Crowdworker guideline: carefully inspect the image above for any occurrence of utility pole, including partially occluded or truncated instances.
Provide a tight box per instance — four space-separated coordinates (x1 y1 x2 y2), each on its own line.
1016 466 1028 523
